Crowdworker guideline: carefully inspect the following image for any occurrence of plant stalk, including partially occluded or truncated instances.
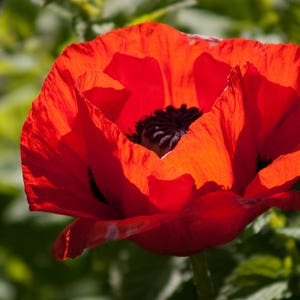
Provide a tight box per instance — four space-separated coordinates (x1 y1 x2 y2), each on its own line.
190 251 215 300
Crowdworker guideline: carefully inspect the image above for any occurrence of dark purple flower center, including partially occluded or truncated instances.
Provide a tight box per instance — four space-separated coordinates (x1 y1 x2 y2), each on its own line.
127 104 202 157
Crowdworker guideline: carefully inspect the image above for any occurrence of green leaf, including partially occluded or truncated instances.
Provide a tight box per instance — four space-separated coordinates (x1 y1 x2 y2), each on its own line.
245 281 289 300
217 255 291 299
276 228 300 241
231 256 289 285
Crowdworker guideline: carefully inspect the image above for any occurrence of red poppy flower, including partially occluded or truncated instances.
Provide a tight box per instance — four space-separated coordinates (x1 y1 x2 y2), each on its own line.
21 22 300 260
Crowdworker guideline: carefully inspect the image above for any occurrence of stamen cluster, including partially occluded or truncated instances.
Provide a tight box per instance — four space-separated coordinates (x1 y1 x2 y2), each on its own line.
127 104 202 154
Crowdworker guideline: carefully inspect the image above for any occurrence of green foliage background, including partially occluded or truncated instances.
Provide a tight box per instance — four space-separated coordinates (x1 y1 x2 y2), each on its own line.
0 0 300 299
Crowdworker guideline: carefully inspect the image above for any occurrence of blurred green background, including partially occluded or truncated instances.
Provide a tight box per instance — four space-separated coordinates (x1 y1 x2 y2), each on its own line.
1 0 300 299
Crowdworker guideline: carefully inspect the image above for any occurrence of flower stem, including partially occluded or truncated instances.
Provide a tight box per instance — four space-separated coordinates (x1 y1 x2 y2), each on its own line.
190 251 215 300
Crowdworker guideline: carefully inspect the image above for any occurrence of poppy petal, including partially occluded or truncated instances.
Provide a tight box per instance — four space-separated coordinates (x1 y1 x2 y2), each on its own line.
94 22 215 110
78 71 130 122
260 104 300 159
147 174 195 212
208 38 300 96
164 64 259 193
130 190 267 255
104 54 165 132
193 53 231 112
264 190 300 211
239 63 300 159
77 94 156 216
53 213 170 260
245 150 300 198
21 97 117 219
